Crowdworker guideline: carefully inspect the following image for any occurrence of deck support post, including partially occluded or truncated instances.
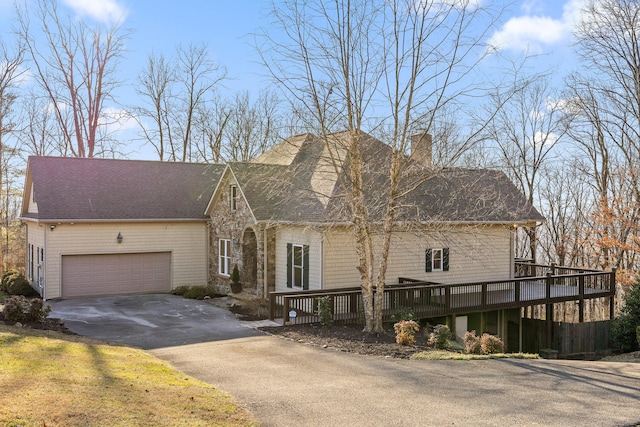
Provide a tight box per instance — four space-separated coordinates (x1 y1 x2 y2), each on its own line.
578 275 585 322
545 303 554 349
449 315 456 338
610 268 617 320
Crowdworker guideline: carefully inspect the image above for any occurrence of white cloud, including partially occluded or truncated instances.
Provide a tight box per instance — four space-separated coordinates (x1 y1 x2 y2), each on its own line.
521 0 544 15
531 131 558 148
488 0 586 53
61 0 128 25
545 97 568 112
100 107 137 134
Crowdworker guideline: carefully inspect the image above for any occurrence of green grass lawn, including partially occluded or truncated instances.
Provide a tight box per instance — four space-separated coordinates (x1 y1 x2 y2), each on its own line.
0 324 258 427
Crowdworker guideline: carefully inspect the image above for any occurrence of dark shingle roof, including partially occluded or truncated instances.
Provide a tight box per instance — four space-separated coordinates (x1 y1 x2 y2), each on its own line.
240 131 545 224
22 156 224 221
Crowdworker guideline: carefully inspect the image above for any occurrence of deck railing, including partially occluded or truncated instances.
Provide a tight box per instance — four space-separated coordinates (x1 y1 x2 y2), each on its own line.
269 262 616 325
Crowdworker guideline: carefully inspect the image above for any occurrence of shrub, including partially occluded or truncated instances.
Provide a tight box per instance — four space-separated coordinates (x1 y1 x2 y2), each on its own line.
171 285 219 300
182 285 216 300
1 270 20 292
480 333 505 354
394 320 420 345
611 278 640 352
464 330 482 354
2 296 51 323
637 325 640 349
231 264 240 284
427 324 452 349
171 285 190 296
5 272 37 297
611 314 638 353
390 307 416 323
317 296 333 327
463 330 505 354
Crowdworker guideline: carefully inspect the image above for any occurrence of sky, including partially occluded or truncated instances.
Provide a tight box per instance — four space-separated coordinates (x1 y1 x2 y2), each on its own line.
0 0 589 159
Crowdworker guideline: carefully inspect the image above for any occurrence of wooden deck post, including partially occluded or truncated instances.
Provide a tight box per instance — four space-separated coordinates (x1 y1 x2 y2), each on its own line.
269 292 275 320
546 303 554 349
545 272 554 348
610 267 617 320
284 297 291 324
545 272 552 301
578 275 584 323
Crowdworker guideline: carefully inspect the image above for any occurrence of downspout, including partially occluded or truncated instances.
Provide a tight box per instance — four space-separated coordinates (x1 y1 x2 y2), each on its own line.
42 223 47 301
320 232 324 289
263 227 268 298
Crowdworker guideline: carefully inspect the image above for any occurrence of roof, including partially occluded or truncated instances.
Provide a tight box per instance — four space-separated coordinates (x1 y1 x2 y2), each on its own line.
21 156 224 221
235 131 545 225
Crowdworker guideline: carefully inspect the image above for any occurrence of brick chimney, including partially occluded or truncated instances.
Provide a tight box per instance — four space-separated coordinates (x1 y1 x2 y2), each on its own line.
410 132 432 167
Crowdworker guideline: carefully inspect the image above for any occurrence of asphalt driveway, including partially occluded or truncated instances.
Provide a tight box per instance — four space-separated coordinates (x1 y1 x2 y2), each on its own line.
49 294 640 427
48 293 262 349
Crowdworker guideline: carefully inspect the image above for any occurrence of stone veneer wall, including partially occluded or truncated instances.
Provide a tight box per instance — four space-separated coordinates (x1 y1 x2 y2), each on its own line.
208 174 256 292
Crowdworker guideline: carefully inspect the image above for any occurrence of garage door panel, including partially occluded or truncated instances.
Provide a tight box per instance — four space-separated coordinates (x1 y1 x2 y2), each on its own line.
62 252 171 298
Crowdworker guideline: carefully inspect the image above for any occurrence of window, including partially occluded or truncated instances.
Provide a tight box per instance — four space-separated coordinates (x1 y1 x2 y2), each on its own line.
37 247 43 288
230 185 237 211
219 239 231 275
287 243 309 289
28 244 33 281
426 248 449 272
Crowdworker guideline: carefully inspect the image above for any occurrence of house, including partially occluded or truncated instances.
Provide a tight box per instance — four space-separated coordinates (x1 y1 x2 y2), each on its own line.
21 132 544 301
206 131 544 297
20 157 223 299
21 133 616 352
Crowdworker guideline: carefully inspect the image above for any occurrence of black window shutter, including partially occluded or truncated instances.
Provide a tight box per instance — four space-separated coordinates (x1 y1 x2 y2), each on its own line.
286 243 292 288
425 249 432 272
303 245 309 290
443 248 449 271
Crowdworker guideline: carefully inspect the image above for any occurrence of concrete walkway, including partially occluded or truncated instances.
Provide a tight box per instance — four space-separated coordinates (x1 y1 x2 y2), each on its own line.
50 295 640 427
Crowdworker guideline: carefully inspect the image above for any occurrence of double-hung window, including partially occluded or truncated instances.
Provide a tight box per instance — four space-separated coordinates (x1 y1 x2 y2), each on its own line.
219 239 231 276
426 248 449 272
28 244 33 281
287 243 309 289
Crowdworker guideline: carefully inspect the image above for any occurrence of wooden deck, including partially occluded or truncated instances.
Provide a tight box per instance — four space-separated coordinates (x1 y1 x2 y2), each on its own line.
269 263 616 325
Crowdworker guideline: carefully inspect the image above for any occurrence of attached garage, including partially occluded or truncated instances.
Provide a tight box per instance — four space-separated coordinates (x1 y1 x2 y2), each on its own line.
61 252 171 298
20 157 225 299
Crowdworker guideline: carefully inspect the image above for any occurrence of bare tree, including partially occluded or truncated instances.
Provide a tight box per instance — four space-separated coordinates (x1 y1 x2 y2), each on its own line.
567 0 640 288
0 41 25 272
16 0 128 157
222 90 282 161
134 52 175 160
192 93 230 163
134 43 226 161
175 43 227 162
260 0 511 332
537 163 591 267
486 74 571 261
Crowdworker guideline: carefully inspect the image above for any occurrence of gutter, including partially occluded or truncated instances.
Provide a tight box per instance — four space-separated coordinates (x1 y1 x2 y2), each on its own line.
18 217 210 224
254 219 544 227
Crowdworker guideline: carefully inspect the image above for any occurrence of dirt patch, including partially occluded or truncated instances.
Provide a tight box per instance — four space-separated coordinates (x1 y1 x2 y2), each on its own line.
204 292 270 321
0 312 76 335
260 322 429 359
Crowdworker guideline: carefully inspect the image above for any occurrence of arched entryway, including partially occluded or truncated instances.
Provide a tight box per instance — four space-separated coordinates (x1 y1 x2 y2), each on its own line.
242 228 258 290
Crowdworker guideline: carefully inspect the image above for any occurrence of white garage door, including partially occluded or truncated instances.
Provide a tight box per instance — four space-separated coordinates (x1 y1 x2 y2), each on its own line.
62 252 171 298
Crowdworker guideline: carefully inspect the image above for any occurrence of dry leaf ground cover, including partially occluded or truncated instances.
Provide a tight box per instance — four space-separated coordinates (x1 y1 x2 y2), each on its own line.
0 324 257 427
